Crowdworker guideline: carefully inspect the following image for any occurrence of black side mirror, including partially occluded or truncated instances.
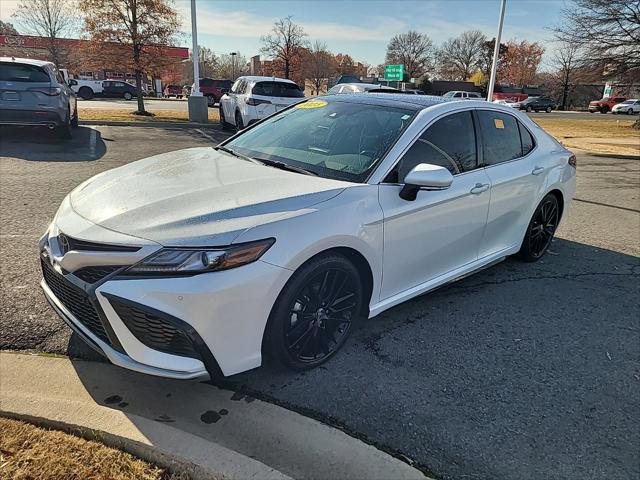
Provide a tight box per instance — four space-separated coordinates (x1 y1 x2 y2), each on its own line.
68 79 77 86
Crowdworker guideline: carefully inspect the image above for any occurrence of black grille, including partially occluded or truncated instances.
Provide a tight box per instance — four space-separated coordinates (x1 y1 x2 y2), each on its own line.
73 265 123 284
41 258 110 344
65 235 140 253
109 299 199 359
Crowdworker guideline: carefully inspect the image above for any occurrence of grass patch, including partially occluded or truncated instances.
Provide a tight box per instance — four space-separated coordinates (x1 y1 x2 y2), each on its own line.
535 118 639 155
78 108 220 123
0 417 190 480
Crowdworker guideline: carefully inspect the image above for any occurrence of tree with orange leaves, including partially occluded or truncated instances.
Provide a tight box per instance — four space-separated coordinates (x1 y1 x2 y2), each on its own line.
498 40 545 86
78 0 180 114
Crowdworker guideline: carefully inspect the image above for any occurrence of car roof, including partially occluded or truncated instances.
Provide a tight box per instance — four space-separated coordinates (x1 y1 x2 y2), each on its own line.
238 75 297 84
317 92 451 111
0 56 54 67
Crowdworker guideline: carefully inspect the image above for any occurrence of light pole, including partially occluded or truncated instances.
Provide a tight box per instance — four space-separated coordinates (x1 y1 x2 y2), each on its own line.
486 0 506 102
230 52 237 80
188 0 208 122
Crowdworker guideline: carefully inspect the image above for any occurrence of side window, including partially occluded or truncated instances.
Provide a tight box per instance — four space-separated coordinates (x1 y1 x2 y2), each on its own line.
392 111 477 181
518 122 535 156
230 79 241 93
477 111 522 166
453 92 462 98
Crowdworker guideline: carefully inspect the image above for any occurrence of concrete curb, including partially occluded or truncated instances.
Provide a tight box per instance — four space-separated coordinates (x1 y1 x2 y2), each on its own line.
0 353 429 480
80 120 219 129
0 408 291 480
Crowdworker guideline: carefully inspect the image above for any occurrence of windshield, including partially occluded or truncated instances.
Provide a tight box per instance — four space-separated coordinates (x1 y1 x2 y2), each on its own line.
224 98 416 182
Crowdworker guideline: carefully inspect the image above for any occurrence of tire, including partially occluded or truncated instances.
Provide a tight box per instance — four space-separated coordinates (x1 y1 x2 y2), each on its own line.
600 106 608 114
219 106 232 131
546 106 552 113
70 107 79 128
56 109 72 140
266 254 364 371
628 108 634 115
518 193 560 262
206 95 215 107
123 92 133 100
235 110 244 131
526 106 533 113
78 87 93 100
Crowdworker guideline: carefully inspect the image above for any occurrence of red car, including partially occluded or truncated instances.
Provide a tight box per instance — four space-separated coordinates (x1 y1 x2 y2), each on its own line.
194 78 233 106
588 96 626 114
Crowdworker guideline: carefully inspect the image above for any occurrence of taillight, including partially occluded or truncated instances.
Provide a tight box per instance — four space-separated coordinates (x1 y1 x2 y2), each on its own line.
28 87 61 96
568 154 577 168
246 97 271 106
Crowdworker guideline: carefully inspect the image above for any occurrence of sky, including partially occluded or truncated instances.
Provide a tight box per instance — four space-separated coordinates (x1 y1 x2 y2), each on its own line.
0 0 566 69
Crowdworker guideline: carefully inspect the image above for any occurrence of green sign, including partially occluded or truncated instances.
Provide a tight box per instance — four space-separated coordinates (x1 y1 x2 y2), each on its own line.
384 64 404 81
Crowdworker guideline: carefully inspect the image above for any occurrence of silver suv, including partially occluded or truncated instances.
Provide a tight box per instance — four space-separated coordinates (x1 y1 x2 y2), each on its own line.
0 56 78 139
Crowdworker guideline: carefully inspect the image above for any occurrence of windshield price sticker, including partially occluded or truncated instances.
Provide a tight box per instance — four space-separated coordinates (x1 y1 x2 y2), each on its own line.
494 118 505 129
296 100 328 109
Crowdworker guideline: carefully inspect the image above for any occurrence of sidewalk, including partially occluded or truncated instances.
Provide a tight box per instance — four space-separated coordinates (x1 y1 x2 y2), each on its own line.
0 352 427 480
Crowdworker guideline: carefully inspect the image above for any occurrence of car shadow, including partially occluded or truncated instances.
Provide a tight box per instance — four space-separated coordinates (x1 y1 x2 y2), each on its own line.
0 125 106 161
68 237 640 479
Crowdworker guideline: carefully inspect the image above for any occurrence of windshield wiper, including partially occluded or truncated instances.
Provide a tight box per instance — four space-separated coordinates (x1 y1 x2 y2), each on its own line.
215 146 258 164
254 158 318 176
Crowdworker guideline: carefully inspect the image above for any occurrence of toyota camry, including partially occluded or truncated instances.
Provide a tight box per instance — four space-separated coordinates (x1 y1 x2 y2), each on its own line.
40 94 576 379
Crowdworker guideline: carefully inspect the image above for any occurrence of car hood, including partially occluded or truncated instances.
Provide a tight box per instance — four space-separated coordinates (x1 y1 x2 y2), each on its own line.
69 147 349 246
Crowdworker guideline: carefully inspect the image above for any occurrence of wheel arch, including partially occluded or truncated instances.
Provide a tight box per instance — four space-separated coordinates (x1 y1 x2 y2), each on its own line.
547 188 565 221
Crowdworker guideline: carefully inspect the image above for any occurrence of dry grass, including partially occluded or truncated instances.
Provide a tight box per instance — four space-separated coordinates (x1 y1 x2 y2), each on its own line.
0 417 190 480
535 118 639 155
78 108 220 123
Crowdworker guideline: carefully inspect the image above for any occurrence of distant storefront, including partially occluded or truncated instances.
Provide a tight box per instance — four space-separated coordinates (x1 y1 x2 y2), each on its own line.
0 34 188 88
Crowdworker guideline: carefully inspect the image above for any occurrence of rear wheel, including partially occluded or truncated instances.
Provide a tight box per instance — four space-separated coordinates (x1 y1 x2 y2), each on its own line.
78 87 93 100
235 110 244 130
56 109 73 139
518 193 560 262
219 106 232 131
266 254 363 370
600 106 609 114
546 106 552 113
526 106 533 113
206 95 215 107
70 107 79 128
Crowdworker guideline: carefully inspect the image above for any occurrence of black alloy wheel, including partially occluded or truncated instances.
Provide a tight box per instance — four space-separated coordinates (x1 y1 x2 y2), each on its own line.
219 106 232 131
267 254 363 370
518 193 560 262
123 91 133 100
56 109 73 139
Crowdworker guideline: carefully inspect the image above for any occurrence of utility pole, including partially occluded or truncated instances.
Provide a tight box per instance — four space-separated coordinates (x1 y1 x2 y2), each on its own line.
230 52 237 80
486 0 506 102
188 0 207 122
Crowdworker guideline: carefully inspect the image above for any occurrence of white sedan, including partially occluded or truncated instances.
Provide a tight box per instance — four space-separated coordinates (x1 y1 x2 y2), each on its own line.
611 99 640 115
40 94 576 379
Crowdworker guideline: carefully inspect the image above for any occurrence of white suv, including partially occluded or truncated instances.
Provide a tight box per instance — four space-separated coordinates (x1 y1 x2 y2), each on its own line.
219 76 305 130
442 91 482 99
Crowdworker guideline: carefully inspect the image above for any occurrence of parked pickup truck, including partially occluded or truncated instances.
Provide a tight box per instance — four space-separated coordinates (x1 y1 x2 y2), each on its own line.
588 96 626 114
68 79 104 99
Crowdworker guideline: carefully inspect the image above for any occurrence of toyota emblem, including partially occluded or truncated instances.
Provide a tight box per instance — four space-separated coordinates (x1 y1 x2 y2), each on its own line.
58 234 70 255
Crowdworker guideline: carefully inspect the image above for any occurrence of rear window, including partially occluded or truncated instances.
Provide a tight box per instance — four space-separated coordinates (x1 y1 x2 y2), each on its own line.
252 81 304 98
0 62 50 82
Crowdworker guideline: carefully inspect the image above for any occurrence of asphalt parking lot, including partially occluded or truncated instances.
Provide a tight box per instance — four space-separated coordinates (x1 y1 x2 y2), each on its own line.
1 124 638 480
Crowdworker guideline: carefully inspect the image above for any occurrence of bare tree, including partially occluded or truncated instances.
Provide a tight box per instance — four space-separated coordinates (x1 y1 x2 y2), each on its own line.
13 0 79 65
79 0 180 115
385 30 434 79
0 21 20 35
437 30 487 81
553 0 640 77
261 16 308 79
215 53 249 80
305 41 335 95
550 40 582 110
198 46 218 78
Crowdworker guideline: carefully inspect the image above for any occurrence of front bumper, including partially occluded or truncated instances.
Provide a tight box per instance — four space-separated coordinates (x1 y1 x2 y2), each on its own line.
40 215 291 379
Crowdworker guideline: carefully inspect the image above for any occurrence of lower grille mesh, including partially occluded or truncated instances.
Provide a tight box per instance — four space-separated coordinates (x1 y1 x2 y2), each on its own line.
109 299 199 359
41 258 110 344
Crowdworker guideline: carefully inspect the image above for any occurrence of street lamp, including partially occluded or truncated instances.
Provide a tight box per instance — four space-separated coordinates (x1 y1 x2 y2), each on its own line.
486 0 506 102
230 52 237 80
188 0 207 122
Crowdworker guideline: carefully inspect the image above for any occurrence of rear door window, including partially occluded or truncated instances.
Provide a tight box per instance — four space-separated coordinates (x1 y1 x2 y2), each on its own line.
252 81 304 98
477 111 523 166
0 62 50 82
519 123 535 156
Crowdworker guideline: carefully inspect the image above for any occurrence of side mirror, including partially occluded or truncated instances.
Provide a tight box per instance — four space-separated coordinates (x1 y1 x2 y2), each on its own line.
68 79 77 86
399 163 453 201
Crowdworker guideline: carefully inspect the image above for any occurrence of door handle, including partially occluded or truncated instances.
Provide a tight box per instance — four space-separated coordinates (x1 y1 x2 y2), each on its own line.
470 183 490 194
532 166 545 175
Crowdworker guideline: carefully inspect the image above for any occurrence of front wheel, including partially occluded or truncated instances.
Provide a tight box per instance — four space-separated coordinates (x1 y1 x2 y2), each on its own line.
628 108 634 115
123 92 133 100
518 193 560 262
526 106 533 113
266 254 364 370
206 95 215 107
546 106 552 113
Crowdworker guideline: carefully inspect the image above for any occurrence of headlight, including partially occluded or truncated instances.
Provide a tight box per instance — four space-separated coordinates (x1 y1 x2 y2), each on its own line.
125 238 275 275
